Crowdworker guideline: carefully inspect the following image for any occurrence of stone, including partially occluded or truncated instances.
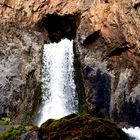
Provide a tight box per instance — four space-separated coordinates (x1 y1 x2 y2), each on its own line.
0 114 130 140
1 0 140 127
0 24 43 123
39 114 129 140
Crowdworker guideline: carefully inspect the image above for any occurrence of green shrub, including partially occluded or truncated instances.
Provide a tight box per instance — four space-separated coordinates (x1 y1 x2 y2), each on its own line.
0 117 11 125
0 126 26 140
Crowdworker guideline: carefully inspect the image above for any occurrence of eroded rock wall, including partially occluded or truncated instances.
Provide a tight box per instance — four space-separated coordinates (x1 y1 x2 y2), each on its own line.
1 0 140 127
0 24 43 123
76 0 140 127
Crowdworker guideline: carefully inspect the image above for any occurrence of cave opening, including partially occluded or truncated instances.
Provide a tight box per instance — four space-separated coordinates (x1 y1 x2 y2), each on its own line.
39 13 80 42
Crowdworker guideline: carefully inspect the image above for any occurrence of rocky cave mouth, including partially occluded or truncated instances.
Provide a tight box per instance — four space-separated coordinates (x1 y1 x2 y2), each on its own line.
38 13 80 42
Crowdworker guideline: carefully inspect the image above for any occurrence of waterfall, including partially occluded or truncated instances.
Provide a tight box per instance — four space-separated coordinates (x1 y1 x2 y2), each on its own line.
123 127 140 140
36 38 78 126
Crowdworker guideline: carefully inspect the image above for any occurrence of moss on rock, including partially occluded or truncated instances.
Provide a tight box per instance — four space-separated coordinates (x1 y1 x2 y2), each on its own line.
34 82 43 106
39 114 130 140
73 43 88 113
0 117 11 125
0 114 130 140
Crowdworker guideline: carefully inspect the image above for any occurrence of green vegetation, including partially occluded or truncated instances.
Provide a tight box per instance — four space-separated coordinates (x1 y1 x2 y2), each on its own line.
73 44 88 113
31 81 43 124
0 117 11 125
32 81 43 113
34 82 43 105
39 114 129 140
0 126 26 140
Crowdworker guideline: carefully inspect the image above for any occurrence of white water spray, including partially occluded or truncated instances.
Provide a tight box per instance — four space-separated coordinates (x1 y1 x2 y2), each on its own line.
123 127 140 140
36 39 78 126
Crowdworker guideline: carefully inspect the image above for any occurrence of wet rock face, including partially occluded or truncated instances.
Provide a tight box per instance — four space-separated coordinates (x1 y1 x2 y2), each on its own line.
0 25 43 121
113 98 140 127
83 66 111 118
111 71 140 127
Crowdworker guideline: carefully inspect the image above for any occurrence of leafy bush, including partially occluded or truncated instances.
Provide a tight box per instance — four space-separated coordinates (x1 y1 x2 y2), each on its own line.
0 117 11 125
0 126 26 140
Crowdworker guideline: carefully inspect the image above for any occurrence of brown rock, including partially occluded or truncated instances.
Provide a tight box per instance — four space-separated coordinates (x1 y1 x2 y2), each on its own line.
1 0 140 127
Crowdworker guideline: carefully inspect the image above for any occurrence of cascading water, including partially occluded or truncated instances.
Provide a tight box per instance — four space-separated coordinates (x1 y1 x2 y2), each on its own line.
123 127 140 140
36 38 78 126
34 38 140 140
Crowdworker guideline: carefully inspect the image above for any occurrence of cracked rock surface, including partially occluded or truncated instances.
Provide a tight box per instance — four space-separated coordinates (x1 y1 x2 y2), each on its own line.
1 0 140 127
0 25 43 122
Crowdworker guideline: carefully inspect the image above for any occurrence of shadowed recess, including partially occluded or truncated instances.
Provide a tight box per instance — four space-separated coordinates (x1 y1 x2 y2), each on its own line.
133 1 140 9
82 30 100 46
39 14 80 42
107 47 129 58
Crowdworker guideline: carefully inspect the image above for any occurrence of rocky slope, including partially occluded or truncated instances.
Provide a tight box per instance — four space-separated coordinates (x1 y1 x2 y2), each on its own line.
0 0 140 127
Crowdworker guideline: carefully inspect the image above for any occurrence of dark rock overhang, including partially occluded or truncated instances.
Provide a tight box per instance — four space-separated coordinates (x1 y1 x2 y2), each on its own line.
37 13 81 42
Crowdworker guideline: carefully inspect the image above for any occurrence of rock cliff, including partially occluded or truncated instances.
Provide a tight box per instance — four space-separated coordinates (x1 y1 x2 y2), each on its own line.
75 0 140 127
0 24 43 123
1 0 140 127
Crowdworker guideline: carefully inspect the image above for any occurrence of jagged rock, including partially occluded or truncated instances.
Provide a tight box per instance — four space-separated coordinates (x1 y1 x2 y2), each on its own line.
0 24 43 123
75 0 140 127
83 65 111 118
1 0 140 127
20 131 39 140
